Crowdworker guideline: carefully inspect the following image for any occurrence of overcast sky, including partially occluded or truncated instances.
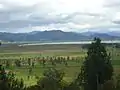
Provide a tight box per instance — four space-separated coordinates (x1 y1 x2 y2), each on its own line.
0 0 120 33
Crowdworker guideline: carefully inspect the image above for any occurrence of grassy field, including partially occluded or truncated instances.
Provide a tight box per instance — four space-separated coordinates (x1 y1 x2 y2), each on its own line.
0 44 120 86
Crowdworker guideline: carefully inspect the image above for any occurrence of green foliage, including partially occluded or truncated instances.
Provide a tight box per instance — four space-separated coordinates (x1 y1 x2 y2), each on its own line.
26 85 40 90
37 68 65 90
28 58 32 66
15 60 21 67
63 82 80 90
76 38 113 90
6 60 11 68
43 68 65 82
0 65 25 90
0 65 7 80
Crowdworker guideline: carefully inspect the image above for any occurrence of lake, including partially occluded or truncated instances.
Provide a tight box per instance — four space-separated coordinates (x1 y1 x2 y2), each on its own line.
19 40 120 46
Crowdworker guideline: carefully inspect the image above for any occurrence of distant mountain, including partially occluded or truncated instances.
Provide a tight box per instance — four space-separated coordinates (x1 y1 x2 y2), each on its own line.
0 30 120 42
107 31 120 37
80 31 120 40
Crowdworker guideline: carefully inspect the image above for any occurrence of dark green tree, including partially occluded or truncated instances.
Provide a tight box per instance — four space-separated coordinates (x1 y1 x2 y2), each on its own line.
15 59 21 67
0 65 25 90
42 57 46 67
63 82 80 90
28 58 31 66
0 65 7 80
6 59 11 68
32 61 35 67
37 68 65 90
76 38 113 90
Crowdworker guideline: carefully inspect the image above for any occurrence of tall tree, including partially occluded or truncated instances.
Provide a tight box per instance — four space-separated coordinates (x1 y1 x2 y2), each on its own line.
76 38 113 90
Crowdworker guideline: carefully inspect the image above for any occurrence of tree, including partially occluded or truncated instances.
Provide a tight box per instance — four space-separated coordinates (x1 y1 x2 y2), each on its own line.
0 65 7 80
0 65 25 90
63 82 80 90
26 85 40 90
28 58 31 66
15 59 21 67
76 38 113 90
42 57 46 67
32 61 35 67
6 59 11 68
37 68 65 90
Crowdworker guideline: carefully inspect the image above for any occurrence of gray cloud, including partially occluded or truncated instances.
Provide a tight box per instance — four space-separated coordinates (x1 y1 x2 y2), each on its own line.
112 20 120 25
0 0 120 32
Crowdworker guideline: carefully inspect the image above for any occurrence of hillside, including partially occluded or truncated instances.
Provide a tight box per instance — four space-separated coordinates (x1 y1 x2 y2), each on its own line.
0 30 120 42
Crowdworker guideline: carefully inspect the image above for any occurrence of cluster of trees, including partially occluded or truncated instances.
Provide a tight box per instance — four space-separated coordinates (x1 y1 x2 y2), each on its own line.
0 38 120 90
0 65 24 90
0 56 84 68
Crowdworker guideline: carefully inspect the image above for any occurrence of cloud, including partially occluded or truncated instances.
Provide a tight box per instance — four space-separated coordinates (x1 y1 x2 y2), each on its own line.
112 20 120 25
0 0 120 32
104 0 120 8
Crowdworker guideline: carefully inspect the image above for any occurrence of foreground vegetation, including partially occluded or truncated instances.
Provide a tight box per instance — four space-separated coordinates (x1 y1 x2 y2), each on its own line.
0 38 120 90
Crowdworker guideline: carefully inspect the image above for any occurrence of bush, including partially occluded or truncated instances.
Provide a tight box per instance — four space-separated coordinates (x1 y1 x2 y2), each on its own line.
37 68 65 90
0 65 25 90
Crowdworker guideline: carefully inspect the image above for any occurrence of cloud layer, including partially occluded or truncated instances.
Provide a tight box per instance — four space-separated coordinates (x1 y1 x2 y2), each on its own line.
0 0 120 32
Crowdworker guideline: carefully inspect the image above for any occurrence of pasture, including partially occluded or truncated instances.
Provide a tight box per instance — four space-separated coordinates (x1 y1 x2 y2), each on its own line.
0 44 120 86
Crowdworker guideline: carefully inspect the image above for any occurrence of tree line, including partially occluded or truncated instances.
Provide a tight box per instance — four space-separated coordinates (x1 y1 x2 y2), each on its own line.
0 56 84 68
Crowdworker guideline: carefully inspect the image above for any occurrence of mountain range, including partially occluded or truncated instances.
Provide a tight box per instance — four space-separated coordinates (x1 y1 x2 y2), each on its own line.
0 30 120 42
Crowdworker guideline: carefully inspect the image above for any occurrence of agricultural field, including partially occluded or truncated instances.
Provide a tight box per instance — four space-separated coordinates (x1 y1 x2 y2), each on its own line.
0 44 120 86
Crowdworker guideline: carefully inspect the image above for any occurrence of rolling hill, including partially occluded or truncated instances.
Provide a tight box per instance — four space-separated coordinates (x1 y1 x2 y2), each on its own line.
0 30 120 42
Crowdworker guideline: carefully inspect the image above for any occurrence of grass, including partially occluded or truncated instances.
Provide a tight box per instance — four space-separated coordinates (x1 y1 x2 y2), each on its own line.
0 44 120 86
7 65 81 86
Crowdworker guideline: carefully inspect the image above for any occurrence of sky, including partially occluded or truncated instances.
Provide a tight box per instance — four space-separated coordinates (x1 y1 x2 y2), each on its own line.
0 0 120 33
